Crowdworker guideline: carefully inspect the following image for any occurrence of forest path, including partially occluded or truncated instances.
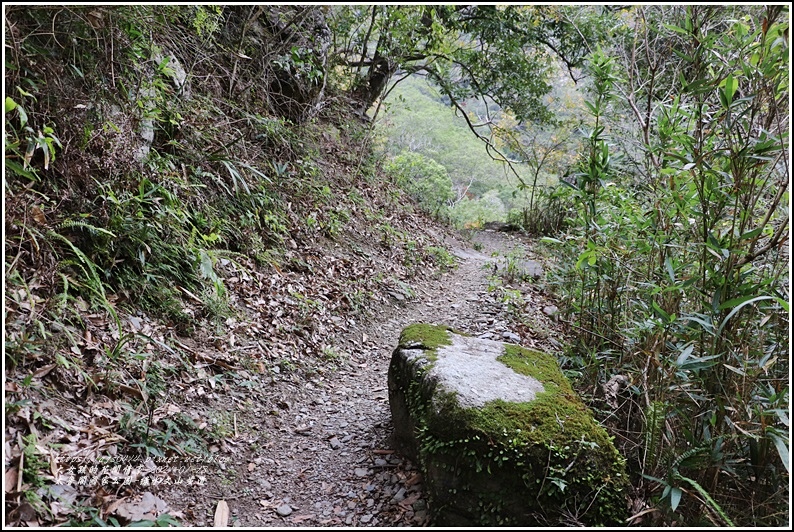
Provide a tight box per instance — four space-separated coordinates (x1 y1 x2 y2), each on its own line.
164 229 559 527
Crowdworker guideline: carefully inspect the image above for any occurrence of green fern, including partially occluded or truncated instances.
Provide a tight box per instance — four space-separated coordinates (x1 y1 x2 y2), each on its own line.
644 401 667 470
57 219 117 239
48 230 121 334
674 472 734 526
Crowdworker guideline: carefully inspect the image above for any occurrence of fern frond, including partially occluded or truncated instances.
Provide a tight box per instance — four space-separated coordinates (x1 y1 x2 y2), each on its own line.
58 219 117 238
674 473 735 527
48 230 121 333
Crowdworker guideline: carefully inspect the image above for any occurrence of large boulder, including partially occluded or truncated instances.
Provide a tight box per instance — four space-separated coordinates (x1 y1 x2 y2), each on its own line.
388 323 628 526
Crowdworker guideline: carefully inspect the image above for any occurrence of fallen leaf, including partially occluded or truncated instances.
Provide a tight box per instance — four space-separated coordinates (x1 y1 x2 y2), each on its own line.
31 205 46 225
5 466 18 492
9 501 37 523
33 363 57 378
405 472 422 487
213 500 229 527
401 493 420 507
115 492 169 522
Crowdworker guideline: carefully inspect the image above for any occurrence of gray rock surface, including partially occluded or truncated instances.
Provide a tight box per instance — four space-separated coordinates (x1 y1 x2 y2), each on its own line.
388 324 629 527
427 334 544 408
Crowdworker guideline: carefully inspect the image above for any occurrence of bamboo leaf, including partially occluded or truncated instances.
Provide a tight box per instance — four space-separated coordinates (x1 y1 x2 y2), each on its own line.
718 294 766 311
721 73 738 108
768 432 789 473
665 257 676 284
652 300 670 322
675 474 735 526
739 227 763 241
678 353 721 371
670 487 683 512
717 296 773 335
675 343 695 366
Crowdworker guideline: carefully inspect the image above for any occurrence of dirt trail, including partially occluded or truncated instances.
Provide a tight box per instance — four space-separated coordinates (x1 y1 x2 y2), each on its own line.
163 229 560 527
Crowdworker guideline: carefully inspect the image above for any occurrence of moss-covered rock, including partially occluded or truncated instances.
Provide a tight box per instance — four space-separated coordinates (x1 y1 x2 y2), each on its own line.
388 324 629 526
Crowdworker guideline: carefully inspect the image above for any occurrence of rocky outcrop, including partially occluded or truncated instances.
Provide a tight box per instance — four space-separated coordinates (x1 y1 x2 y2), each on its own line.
388 324 628 526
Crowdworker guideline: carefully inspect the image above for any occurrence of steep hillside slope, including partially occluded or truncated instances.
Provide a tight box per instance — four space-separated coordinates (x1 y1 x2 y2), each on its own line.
3 6 468 525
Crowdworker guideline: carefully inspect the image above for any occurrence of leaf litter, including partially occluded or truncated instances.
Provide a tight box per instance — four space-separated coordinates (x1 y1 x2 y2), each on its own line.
6 191 563 526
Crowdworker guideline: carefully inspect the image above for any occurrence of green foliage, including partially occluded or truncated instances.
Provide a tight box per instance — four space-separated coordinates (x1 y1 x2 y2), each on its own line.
273 46 325 87
546 5 789 526
384 150 454 219
426 246 457 271
507 188 570 236
329 5 609 122
379 77 513 197
190 5 222 38
450 190 507 229
378 72 584 232
500 246 532 284
5 88 62 179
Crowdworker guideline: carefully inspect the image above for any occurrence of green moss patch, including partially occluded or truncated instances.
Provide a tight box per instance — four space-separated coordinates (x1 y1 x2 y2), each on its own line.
398 334 628 526
497 344 571 391
398 323 463 362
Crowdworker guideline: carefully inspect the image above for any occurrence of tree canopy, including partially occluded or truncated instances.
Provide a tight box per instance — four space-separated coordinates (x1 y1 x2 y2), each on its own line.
328 5 608 124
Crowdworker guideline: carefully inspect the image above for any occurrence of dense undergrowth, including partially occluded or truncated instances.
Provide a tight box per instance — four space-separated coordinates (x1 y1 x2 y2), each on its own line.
541 6 790 526
4 6 455 525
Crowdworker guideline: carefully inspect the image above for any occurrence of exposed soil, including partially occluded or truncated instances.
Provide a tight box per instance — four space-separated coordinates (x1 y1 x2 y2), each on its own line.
154 228 565 527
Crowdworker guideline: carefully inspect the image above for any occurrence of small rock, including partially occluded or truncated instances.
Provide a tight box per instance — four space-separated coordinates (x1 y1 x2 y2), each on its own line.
543 305 559 317
391 487 406 503
502 331 521 343
374 458 388 467
354 468 368 477
276 504 293 517
329 437 342 450
360 514 372 524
